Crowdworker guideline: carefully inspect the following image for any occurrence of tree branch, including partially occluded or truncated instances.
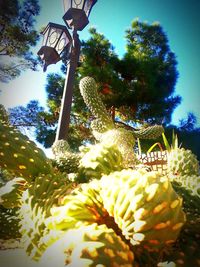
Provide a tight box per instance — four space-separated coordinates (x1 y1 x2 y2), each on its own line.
0 62 31 71
11 123 38 127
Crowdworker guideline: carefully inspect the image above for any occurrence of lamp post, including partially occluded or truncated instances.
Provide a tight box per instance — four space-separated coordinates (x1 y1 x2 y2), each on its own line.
37 0 97 142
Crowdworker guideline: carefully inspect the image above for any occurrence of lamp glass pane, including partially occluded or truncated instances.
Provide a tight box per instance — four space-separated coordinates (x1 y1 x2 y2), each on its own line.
42 29 49 46
46 27 62 48
56 32 69 53
72 0 84 9
84 0 93 16
63 0 72 12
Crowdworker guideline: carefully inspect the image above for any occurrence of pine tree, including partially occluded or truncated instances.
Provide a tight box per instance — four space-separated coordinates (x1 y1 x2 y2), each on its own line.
0 0 40 82
9 20 181 149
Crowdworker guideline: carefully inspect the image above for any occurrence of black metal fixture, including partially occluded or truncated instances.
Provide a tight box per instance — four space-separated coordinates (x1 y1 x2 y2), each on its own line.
63 0 97 30
37 22 72 72
37 0 97 141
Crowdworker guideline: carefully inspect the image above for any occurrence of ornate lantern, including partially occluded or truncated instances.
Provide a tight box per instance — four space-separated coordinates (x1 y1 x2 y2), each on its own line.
62 0 97 31
37 22 72 71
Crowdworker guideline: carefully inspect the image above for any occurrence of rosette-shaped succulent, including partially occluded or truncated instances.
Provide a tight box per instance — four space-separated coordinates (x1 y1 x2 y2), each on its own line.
0 206 21 239
167 147 199 176
164 133 199 177
18 173 74 260
40 223 134 267
0 120 52 180
170 174 200 198
163 215 200 267
100 169 186 250
0 177 27 208
77 142 124 182
45 179 108 231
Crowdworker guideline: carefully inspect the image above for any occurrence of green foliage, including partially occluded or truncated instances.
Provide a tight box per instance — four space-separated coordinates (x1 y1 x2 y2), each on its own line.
9 19 179 149
122 19 180 123
0 0 40 82
9 100 45 129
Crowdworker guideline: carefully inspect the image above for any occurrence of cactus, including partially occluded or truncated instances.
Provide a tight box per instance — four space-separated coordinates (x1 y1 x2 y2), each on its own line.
45 179 107 231
77 142 125 182
156 180 200 266
163 133 199 177
1 77 199 267
100 169 186 250
0 206 21 239
18 173 74 260
170 174 200 198
52 140 125 182
133 124 164 139
99 128 139 168
79 77 164 168
51 139 81 174
0 120 52 181
171 181 200 215
79 77 115 132
0 177 27 208
163 215 200 267
167 147 199 176
0 104 9 123
40 223 134 267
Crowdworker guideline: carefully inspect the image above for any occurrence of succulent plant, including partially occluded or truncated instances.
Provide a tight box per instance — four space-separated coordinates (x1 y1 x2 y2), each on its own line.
77 142 125 182
18 173 74 260
162 132 199 177
170 174 200 198
0 104 9 123
0 120 53 181
79 77 115 133
40 223 134 267
165 215 200 267
1 78 199 266
0 177 27 208
0 206 21 239
51 139 81 174
167 147 199 177
79 76 164 168
100 169 186 250
162 187 200 267
45 179 107 231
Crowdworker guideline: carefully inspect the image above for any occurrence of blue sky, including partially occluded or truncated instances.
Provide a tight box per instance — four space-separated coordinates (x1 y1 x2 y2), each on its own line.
1 0 200 127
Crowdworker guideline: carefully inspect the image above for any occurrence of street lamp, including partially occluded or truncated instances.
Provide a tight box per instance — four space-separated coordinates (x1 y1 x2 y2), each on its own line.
38 0 97 141
63 0 97 31
37 23 72 72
